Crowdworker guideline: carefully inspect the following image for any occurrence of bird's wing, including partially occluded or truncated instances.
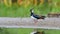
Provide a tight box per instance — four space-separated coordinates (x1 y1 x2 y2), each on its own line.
33 14 40 18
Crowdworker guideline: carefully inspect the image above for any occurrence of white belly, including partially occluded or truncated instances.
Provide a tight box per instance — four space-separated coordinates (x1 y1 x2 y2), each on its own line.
31 16 36 19
30 31 36 34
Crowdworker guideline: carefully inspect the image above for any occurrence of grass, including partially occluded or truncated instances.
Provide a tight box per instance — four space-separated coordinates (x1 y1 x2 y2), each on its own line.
0 1 60 34
0 3 51 17
0 28 60 34
0 0 60 17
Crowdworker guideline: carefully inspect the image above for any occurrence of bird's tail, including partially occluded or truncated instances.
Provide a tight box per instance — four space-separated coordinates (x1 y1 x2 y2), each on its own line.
40 16 46 19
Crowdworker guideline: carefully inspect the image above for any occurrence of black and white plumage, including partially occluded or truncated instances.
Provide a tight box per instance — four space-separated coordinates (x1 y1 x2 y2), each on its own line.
30 8 45 20
30 8 46 25
30 31 44 34
30 31 40 34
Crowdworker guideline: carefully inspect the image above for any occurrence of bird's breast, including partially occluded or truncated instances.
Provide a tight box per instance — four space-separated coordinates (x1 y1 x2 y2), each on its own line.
31 16 36 19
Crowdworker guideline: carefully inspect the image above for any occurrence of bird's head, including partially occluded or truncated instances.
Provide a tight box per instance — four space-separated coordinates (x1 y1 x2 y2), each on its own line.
30 8 34 13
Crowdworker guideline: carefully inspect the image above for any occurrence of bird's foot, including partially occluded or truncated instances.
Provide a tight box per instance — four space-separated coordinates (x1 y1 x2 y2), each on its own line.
34 23 38 26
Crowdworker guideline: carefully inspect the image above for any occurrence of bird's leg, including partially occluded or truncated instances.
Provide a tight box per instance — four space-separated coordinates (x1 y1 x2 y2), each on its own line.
34 19 38 25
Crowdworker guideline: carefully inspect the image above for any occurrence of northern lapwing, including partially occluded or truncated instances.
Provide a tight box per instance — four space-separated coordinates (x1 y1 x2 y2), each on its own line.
30 8 46 25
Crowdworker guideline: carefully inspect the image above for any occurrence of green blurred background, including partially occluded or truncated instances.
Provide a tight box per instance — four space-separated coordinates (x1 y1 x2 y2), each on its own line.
0 0 60 17
0 0 60 34
0 28 60 34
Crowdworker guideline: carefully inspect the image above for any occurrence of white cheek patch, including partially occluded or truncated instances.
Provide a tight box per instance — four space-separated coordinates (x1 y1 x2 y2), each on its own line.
32 10 34 12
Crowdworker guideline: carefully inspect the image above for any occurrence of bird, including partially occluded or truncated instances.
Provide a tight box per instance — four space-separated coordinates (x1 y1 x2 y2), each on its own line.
30 8 46 25
30 30 45 34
